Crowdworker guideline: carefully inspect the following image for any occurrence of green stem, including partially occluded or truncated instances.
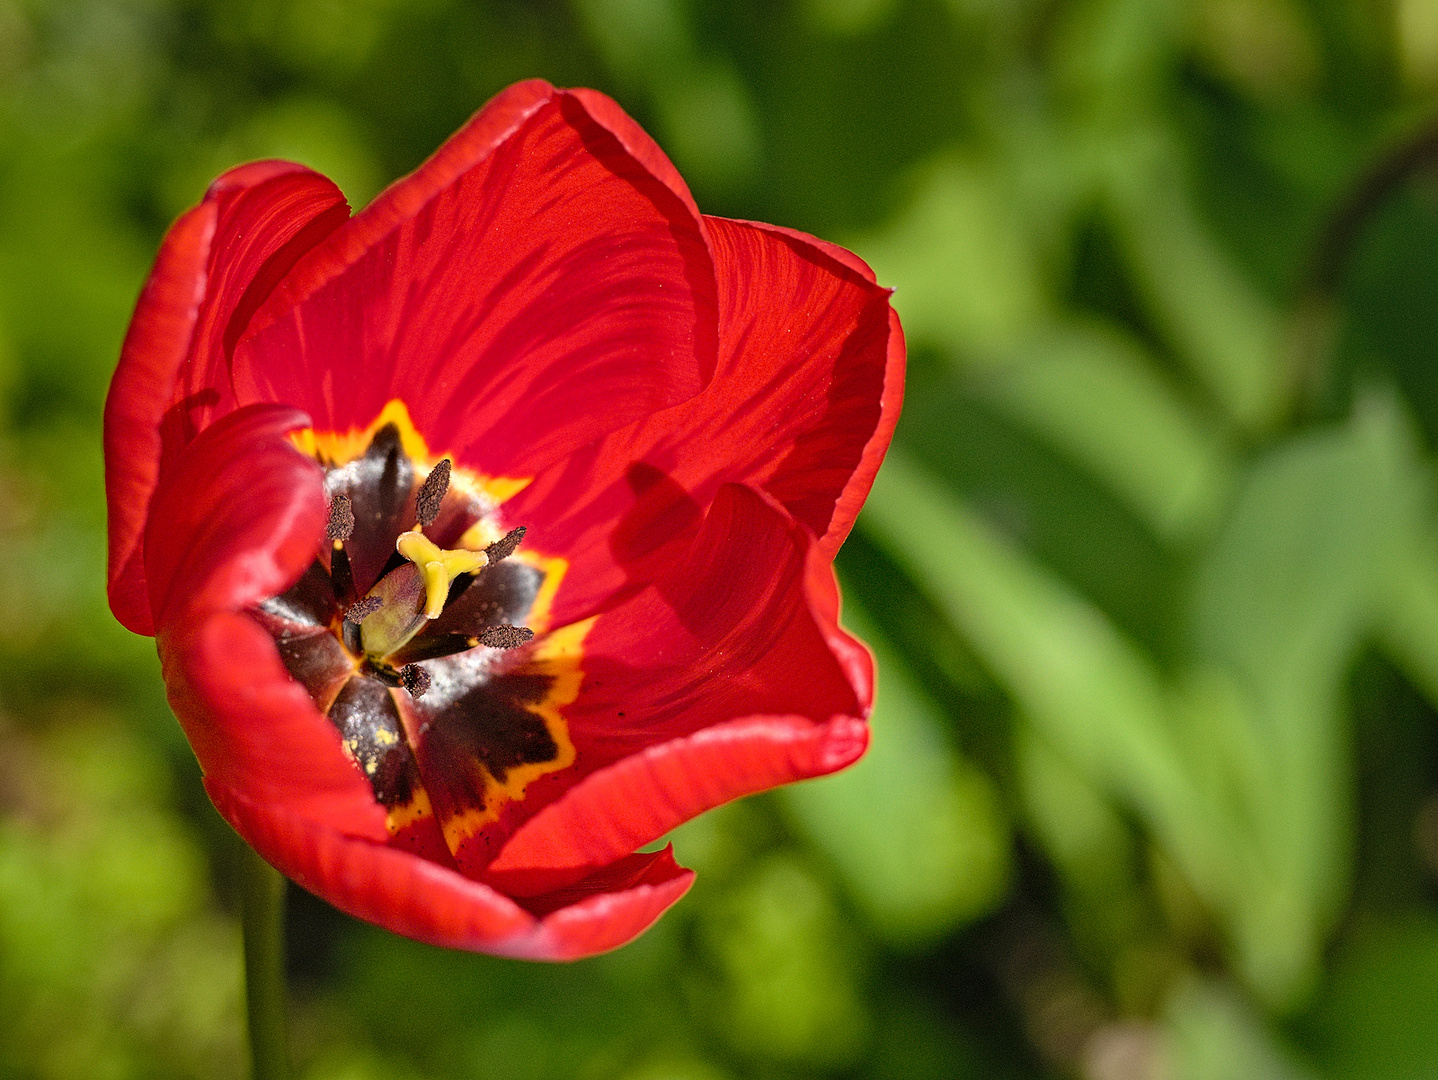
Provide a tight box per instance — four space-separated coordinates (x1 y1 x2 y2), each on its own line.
240 843 289 1080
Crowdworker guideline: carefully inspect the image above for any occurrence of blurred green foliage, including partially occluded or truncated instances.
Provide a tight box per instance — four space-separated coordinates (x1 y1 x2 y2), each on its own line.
5 0 1438 1077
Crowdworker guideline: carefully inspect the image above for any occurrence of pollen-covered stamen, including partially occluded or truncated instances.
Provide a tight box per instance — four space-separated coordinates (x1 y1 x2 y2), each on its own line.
327 495 358 605
415 458 451 527
345 594 383 624
256 416 560 827
479 624 534 650
485 525 527 563
326 494 355 542
400 664 431 698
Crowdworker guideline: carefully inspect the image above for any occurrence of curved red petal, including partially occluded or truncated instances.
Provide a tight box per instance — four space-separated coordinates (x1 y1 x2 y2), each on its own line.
723 217 878 284
234 84 718 479
823 301 904 558
260 80 556 285
567 87 704 229
796 515 877 712
513 846 686 915
482 484 872 882
513 846 694 960
508 217 902 624
208 780 692 960
563 484 867 749
707 218 904 557
490 715 867 890
143 403 326 625
146 404 380 828
105 202 216 634
105 162 350 634
165 611 385 832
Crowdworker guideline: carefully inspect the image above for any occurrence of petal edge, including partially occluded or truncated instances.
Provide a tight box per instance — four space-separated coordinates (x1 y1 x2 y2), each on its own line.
209 781 693 960
488 713 868 891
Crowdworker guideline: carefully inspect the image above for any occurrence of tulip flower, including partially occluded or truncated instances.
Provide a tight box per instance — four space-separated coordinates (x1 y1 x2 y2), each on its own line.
105 80 904 961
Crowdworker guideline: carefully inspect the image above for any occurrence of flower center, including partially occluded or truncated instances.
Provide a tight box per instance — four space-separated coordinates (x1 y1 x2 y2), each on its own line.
247 417 575 860
325 455 532 675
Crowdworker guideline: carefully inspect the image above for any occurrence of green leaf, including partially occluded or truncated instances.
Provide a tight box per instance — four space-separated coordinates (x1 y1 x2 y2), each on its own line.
1052 0 1185 106
1102 129 1286 432
780 596 1010 947
864 423 1425 1009
690 857 869 1069
860 454 1229 945
853 156 1048 360
982 320 1234 541
1194 395 1421 686
1015 725 1134 899
1309 916 1438 1080
1186 394 1427 1003
860 452 1188 822
1166 977 1318 1080
1375 529 1438 718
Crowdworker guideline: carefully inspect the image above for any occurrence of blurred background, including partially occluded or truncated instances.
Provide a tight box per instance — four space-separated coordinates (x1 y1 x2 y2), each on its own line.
4 0 1438 1077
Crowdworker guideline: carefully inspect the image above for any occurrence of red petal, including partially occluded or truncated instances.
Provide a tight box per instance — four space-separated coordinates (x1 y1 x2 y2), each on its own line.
165 611 385 833
105 203 214 635
208 780 693 960
489 715 867 894
513 846 688 916
567 87 704 226
144 403 380 827
564 484 869 749
513 847 694 960
483 484 872 885
705 218 903 557
727 218 879 284
507 217 903 624
233 83 718 479
828 301 904 556
143 403 326 626
105 162 349 634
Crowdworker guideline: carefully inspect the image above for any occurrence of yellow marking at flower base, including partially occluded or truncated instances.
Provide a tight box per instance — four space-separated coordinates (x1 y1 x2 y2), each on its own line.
387 785 435 834
291 399 431 464
459 519 506 549
437 617 593 853
289 398 531 508
287 398 577 849
514 551 567 634
345 723 401 778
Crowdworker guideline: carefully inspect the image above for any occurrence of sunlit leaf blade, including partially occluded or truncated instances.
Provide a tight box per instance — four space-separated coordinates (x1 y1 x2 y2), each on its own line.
1187 394 1427 1004
861 451 1187 820
1166 977 1319 1080
860 454 1235 945
982 320 1234 542
864 431 1427 1010
1015 724 1135 901
1193 396 1421 686
1376 541 1438 713
1102 132 1287 432
853 156 1047 360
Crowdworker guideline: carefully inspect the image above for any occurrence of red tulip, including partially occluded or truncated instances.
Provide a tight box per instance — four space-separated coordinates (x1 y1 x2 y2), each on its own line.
104 80 904 960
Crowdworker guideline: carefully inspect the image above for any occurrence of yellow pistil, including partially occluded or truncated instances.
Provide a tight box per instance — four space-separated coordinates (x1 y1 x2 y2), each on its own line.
396 528 488 619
